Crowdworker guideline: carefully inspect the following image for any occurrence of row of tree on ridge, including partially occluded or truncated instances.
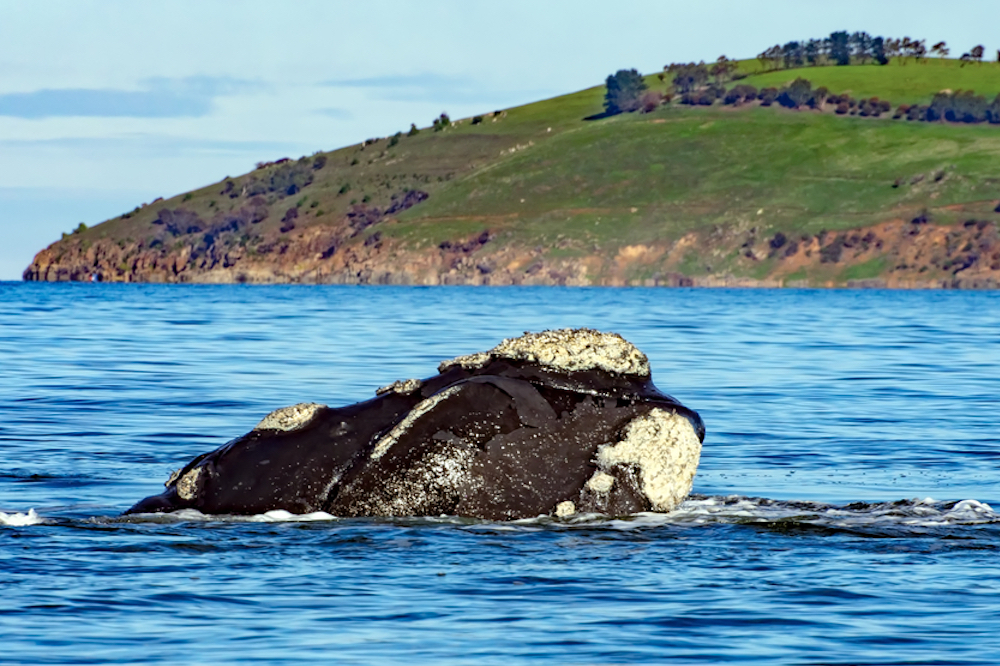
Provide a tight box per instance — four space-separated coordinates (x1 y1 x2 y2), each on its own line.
604 68 1000 125
755 32 995 69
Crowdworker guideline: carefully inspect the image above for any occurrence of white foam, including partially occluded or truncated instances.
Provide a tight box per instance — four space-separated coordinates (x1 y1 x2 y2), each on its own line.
609 496 1000 529
123 508 337 523
118 496 1000 529
0 509 47 526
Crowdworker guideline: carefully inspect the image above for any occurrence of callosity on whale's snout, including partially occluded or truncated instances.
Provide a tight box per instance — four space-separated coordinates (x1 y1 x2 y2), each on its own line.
126 329 705 520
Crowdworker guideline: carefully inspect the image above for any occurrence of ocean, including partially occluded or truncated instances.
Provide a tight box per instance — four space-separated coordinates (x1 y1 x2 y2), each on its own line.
1 283 998 665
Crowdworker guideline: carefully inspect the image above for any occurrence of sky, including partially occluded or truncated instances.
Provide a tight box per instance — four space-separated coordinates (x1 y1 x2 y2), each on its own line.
1 0 998 279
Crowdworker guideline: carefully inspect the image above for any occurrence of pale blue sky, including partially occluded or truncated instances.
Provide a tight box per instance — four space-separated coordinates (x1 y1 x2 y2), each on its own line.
2 0 997 279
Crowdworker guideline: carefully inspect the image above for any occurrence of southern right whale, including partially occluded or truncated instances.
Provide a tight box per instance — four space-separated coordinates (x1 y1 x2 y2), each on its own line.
126 328 705 520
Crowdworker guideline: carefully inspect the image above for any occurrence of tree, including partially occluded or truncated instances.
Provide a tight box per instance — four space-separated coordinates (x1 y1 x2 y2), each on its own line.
901 37 913 62
971 45 985 64
885 38 902 62
828 31 850 66
849 31 873 64
804 39 823 65
670 62 708 94
782 41 804 68
871 37 889 65
709 55 739 84
757 45 782 71
777 78 813 109
603 69 648 115
931 41 950 58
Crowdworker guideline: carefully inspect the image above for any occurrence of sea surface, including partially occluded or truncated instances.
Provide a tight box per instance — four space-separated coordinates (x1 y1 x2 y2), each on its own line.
1 283 998 665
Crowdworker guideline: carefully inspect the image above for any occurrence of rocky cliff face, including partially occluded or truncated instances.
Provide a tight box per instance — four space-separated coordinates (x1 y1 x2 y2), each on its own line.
23 209 1000 289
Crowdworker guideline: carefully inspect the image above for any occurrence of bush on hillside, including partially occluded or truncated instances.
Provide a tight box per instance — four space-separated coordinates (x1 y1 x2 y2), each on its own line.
432 113 451 131
639 91 662 113
758 87 779 106
604 69 648 115
667 62 709 94
777 78 813 109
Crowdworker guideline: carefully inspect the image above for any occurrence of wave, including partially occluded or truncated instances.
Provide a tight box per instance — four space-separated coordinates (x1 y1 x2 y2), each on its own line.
7 496 999 531
0 509 47 526
569 495 1000 531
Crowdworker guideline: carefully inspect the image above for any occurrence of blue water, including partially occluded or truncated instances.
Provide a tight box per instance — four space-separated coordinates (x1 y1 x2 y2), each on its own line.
2 283 999 665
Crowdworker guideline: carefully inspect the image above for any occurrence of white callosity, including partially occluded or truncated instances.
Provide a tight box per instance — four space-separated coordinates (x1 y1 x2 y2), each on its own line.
555 500 577 518
586 471 616 494
370 385 463 460
375 378 423 396
596 408 702 512
176 466 204 501
438 328 650 377
254 403 326 432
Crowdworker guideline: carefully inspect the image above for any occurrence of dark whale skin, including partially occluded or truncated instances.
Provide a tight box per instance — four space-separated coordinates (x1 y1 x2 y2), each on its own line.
126 330 705 520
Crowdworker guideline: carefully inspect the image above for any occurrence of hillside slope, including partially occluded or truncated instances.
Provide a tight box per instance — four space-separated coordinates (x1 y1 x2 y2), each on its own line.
24 59 1000 288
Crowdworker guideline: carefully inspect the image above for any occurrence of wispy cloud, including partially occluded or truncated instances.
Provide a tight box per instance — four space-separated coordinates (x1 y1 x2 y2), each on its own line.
320 72 513 104
0 134 312 160
0 76 262 119
314 107 353 120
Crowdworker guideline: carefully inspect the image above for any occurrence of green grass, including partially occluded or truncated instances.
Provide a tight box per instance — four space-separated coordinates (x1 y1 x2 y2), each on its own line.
840 256 888 281
399 104 1000 245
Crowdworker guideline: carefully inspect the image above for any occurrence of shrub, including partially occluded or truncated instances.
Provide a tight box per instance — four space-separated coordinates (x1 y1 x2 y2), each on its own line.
758 87 778 106
431 112 451 131
808 86 829 108
182 193 193 202
338 183 351 195
408 123 419 136
471 115 483 125
388 132 401 147
245 160 314 198
723 84 757 105
312 155 327 170
639 91 662 113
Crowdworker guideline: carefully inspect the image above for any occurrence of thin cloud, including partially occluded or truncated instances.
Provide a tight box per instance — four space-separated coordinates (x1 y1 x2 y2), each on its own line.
321 72 520 104
315 107 353 120
0 76 262 119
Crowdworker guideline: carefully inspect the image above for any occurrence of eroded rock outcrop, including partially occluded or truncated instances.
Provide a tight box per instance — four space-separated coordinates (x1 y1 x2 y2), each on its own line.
126 329 705 520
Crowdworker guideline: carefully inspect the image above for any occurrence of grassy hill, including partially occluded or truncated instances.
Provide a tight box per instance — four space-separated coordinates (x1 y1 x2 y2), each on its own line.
24 58 1000 288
